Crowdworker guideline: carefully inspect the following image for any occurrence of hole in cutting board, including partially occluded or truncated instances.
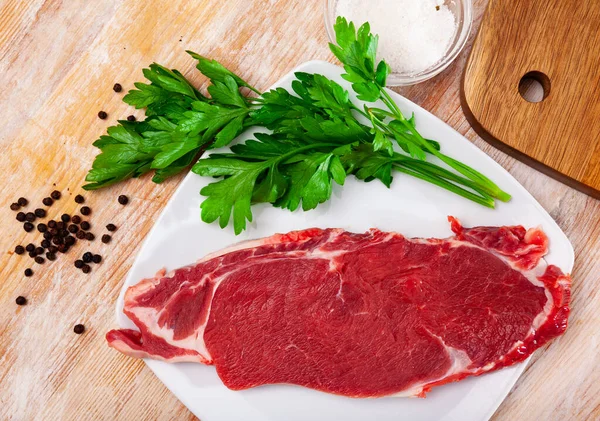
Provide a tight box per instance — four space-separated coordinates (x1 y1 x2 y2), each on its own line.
518 71 551 103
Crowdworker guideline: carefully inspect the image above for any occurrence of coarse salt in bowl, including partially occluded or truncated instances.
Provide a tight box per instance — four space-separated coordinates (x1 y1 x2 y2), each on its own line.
325 0 473 86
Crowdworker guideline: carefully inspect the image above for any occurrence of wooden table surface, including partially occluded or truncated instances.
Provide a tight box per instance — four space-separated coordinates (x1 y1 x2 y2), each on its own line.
1 1 599 420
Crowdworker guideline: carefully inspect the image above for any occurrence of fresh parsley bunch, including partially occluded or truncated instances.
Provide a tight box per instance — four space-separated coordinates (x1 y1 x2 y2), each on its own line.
85 17 511 234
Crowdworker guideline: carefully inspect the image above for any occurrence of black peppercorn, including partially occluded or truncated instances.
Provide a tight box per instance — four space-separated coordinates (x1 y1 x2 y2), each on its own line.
118 195 129 205
43 232 52 240
56 221 65 230
10 203 20 211
25 212 36 222
58 244 69 253
48 246 58 254
82 252 93 263
65 236 76 246
101 234 112 244
51 190 61 200
16 296 27 305
49 228 58 236
72 215 82 224
35 247 44 255
46 252 57 261
80 206 91 216
61 214 70 223
28 250 37 258
59 229 69 238
76 231 86 240
15 245 25 255
34 256 45 264
73 324 85 334
37 223 47 233
23 222 34 232
68 224 79 233
52 236 63 245
85 233 95 241
106 223 117 232
42 197 54 206
17 197 28 207
74 259 84 268
82 264 91 274
98 110 108 119
113 83 122 92
41 239 50 248
127 115 136 122
24 268 33 277
16 212 26 222
92 254 102 264
25 244 35 252
34 208 46 218
48 220 57 228
80 221 90 230
74 195 84 204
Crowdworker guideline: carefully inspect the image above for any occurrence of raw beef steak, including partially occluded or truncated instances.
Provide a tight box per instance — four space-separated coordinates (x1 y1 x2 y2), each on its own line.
107 218 571 398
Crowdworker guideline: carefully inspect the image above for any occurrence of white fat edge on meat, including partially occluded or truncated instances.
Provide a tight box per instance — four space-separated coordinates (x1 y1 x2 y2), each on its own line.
389 330 474 398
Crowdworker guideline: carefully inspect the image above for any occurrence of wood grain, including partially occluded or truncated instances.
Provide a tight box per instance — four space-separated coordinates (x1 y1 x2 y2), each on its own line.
462 0 600 197
0 1 599 420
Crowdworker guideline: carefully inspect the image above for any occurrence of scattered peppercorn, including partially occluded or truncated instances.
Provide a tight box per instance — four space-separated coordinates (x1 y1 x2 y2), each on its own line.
101 234 112 244
24 268 33 277
61 214 70 223
92 254 102 264
57 221 65 230
23 222 34 232
25 212 36 222
80 221 91 230
49 228 58 236
74 194 85 204
72 215 82 224
113 83 122 92
16 296 27 306
118 195 129 205
43 232 52 240
52 236 63 245
25 244 35 252
18 197 28 207
98 110 108 119
41 239 51 248
28 250 37 258
42 197 54 206
46 252 57 261
106 223 117 232
74 259 84 268
58 244 69 253
16 212 26 222
51 190 61 200
86 232 95 241
10 203 20 211
34 256 45 264
82 264 91 274
48 220 57 228
35 247 44 255
37 223 47 233
15 245 25 255
59 229 69 238
73 324 85 334
68 224 79 233
34 208 46 218
80 206 91 216
127 115 136 122
48 246 58 254
65 236 76 246
76 231 86 240
82 252 93 263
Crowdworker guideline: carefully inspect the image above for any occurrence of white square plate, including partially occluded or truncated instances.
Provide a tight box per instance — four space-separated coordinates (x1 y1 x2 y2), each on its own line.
115 61 574 421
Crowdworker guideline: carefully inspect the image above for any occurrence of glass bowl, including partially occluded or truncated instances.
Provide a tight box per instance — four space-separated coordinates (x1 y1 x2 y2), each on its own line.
324 0 473 86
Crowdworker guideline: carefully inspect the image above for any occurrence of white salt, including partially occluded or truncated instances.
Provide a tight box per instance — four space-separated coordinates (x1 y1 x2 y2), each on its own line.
335 0 457 75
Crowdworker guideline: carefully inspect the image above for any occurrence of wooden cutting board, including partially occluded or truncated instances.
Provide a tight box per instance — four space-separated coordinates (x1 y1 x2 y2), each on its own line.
462 0 600 198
